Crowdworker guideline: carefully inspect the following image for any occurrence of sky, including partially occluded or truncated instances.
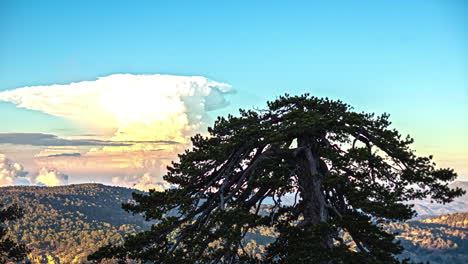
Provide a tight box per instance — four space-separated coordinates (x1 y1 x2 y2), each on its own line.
0 0 466 189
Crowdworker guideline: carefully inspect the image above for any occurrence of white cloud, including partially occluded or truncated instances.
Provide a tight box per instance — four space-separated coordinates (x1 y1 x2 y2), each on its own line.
0 154 29 186
0 74 234 143
112 172 170 192
1 154 70 187
35 167 69 186
0 73 234 188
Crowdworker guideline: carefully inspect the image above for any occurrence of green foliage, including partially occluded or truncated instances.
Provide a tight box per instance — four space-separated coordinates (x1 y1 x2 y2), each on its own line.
0 203 29 263
89 94 463 263
1 183 467 263
232 211 468 264
0 184 149 264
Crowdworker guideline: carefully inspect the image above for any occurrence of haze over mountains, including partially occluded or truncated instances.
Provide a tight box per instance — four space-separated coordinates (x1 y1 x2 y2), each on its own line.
266 181 468 220
412 181 468 219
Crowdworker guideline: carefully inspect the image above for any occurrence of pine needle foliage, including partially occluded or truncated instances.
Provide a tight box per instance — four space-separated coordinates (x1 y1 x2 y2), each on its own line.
89 94 464 264
0 203 29 263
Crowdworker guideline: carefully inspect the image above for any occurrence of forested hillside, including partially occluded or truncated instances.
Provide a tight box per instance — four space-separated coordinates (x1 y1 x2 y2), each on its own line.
0 184 467 263
0 184 149 263
243 211 468 264
388 213 468 264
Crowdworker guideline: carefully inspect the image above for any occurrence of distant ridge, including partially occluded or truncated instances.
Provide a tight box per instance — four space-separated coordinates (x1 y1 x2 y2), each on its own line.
412 180 468 219
0 182 467 263
262 181 468 219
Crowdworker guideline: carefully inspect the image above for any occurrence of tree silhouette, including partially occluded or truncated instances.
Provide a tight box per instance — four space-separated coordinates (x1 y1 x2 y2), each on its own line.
90 94 464 264
0 203 29 263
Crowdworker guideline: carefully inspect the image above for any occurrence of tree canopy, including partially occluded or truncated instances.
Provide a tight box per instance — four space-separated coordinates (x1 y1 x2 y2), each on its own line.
90 94 464 264
0 203 29 263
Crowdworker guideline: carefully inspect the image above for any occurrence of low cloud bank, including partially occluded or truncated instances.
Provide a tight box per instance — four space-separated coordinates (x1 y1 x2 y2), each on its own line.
0 133 175 147
0 154 69 187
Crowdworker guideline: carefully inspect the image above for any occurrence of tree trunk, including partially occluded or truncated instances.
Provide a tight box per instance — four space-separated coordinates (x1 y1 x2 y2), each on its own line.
296 136 332 248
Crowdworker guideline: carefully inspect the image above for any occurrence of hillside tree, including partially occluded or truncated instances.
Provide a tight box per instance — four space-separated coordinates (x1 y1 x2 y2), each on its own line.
90 94 464 264
0 203 29 263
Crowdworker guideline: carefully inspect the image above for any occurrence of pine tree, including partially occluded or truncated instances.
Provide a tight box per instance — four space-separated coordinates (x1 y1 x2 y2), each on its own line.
89 94 464 264
0 203 29 263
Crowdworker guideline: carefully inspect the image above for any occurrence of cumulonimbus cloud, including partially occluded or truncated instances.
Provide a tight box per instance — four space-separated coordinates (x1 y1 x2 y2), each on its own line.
0 74 234 190
0 74 234 143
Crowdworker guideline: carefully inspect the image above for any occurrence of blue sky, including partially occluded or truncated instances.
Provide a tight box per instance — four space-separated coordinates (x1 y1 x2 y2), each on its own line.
0 0 467 183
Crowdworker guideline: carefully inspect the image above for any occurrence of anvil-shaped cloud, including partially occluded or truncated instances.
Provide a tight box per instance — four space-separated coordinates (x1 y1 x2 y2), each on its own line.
0 74 234 189
0 74 233 143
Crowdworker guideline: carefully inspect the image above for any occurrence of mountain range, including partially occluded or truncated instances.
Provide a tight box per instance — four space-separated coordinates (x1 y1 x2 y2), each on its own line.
412 181 468 219
0 181 467 263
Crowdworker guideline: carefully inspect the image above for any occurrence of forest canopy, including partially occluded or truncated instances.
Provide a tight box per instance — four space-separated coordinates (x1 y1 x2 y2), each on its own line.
0 203 29 263
90 94 464 264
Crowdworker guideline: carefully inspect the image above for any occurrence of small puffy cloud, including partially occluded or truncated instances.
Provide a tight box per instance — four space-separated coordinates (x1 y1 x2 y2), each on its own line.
112 173 170 192
0 154 29 186
1 154 70 187
35 167 69 186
